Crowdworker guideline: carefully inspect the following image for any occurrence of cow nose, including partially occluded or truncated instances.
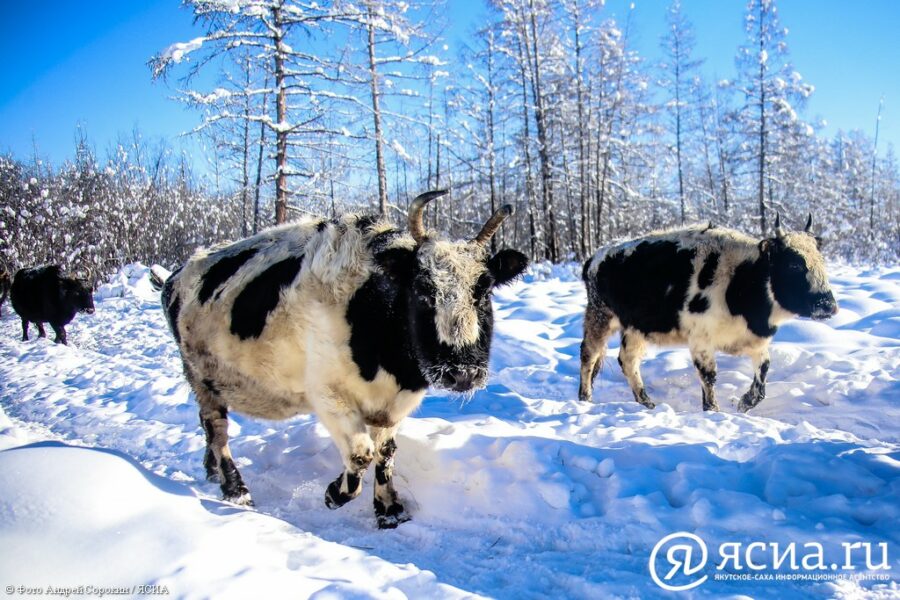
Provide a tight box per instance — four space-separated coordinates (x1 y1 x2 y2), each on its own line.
442 368 477 392
85 307 96 314
813 294 837 319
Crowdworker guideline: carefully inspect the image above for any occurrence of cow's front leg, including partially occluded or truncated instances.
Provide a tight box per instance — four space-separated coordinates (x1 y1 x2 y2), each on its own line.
690 346 719 411
36 322 46 338
371 426 410 529
738 350 770 413
20 319 29 341
618 331 654 408
50 323 67 345
318 408 373 510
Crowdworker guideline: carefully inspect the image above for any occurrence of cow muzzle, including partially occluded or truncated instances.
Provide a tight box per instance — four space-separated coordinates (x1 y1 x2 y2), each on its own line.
440 366 485 392
811 294 838 320
83 307 96 315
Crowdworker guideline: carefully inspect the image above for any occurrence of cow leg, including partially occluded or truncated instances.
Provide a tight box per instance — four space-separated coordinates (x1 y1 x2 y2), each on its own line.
370 426 410 529
690 347 719 411
318 408 373 510
21 318 29 341
618 331 654 408
195 390 253 506
36 322 46 338
50 323 67 345
579 303 614 402
738 351 771 413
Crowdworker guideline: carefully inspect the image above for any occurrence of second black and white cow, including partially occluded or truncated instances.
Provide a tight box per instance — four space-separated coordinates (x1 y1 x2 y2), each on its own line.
162 191 528 527
579 216 837 413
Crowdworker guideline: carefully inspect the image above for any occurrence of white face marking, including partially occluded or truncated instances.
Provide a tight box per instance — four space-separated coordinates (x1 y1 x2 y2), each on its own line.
417 240 488 348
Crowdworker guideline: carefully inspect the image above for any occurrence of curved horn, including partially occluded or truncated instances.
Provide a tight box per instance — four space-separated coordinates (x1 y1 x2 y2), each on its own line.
774 212 784 238
804 213 813 232
474 204 514 246
408 189 450 244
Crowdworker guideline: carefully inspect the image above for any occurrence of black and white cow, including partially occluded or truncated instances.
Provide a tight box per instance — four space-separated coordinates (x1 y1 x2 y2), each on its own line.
579 215 837 413
162 190 528 527
11 265 95 345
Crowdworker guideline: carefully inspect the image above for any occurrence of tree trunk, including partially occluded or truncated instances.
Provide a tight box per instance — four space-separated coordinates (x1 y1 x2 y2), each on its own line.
273 4 288 224
367 3 389 216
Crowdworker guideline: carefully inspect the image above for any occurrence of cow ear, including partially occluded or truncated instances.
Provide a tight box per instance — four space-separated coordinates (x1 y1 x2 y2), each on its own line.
375 247 416 283
758 239 772 254
488 249 528 287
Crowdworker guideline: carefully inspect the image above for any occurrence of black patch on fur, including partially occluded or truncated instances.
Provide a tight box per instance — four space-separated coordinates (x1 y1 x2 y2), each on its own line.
726 258 776 338
375 463 390 486
380 438 397 460
199 248 259 304
355 215 379 231
316 220 328 232
202 378 220 396
346 265 428 392
698 252 719 289
590 241 696 335
168 295 182 343
759 359 770 382
693 360 717 386
230 255 303 340
325 472 362 509
688 294 709 314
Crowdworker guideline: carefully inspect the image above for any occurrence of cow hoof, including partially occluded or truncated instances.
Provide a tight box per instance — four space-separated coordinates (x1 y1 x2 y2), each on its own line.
375 501 410 529
703 403 721 412
324 481 353 510
377 512 411 529
223 491 254 507
737 401 752 414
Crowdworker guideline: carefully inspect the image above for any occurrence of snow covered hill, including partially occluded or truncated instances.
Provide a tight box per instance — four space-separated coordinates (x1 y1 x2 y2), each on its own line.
0 263 897 599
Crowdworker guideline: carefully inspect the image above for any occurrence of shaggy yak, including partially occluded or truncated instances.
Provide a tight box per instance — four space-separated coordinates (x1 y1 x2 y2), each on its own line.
162 190 528 527
579 215 837 413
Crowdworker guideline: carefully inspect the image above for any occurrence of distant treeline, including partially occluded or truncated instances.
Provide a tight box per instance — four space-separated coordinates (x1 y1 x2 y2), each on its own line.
0 135 246 283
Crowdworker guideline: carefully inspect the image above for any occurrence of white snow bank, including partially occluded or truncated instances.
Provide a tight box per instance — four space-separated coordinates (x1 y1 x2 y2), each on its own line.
0 440 470 599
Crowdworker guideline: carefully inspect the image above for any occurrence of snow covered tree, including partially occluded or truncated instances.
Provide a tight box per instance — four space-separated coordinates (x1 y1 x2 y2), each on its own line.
729 0 814 235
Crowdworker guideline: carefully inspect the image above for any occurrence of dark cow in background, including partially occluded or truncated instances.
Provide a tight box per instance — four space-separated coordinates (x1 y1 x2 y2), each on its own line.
11 265 96 345
0 266 10 317
580 215 837 413
162 190 528 527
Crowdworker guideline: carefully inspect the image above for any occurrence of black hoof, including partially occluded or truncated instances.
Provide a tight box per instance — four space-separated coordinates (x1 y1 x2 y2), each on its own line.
375 501 410 529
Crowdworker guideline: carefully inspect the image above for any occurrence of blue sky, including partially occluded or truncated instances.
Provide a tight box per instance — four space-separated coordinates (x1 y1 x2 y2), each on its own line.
1 0 898 169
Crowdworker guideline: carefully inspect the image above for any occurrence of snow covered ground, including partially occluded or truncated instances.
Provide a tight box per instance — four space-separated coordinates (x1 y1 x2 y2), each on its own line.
0 262 897 599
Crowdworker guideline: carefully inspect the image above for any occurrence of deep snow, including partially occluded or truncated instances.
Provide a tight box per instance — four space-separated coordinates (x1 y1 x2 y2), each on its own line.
0 262 897 599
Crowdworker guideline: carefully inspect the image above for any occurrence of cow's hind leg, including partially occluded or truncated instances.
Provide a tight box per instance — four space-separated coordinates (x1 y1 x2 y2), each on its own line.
618 331 655 408
579 303 614 402
20 318 29 341
371 426 410 529
690 346 719 411
319 408 373 510
738 350 770 413
199 400 253 506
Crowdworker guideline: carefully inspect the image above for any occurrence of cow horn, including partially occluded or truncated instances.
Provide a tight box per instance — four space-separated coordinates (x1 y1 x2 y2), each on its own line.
473 204 514 246
774 212 784 238
408 189 449 244
805 213 813 232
